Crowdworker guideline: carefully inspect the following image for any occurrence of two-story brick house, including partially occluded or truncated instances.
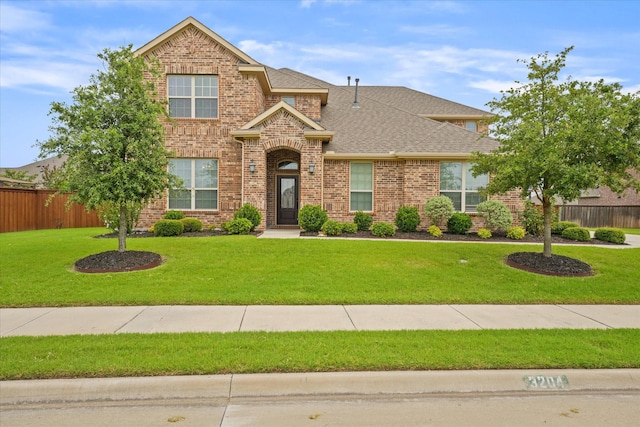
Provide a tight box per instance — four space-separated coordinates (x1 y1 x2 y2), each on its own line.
135 17 522 231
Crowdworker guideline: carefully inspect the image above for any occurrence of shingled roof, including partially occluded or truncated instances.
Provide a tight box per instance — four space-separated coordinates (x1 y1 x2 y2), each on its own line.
266 68 498 157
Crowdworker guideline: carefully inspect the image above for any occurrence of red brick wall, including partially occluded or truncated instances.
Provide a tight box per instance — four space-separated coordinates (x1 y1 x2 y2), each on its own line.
322 158 524 231
138 25 265 228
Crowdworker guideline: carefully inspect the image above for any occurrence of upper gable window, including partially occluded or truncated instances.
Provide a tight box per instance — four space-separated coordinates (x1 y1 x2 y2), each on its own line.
168 76 218 119
465 121 478 132
282 96 295 107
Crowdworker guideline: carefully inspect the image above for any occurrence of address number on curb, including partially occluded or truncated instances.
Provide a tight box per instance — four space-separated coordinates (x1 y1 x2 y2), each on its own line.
523 375 570 390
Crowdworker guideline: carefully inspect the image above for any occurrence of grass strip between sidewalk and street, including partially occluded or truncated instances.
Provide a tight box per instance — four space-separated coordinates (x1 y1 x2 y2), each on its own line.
2 329 639 380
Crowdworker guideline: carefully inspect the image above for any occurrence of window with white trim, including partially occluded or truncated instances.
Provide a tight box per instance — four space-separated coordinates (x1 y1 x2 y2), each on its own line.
465 121 478 132
169 159 218 210
439 162 487 212
168 76 218 118
350 162 373 211
282 96 295 107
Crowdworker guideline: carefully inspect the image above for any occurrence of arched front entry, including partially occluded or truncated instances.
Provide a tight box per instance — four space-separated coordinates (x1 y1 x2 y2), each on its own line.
267 149 301 227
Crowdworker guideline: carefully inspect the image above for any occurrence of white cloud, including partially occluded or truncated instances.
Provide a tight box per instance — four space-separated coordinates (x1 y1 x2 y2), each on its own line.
0 62 94 92
0 3 52 34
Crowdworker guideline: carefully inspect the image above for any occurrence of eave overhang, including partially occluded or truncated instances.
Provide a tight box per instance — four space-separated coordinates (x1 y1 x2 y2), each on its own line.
238 65 329 104
322 151 471 161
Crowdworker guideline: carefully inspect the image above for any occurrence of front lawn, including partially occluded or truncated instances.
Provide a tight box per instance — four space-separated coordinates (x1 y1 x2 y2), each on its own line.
1 228 639 306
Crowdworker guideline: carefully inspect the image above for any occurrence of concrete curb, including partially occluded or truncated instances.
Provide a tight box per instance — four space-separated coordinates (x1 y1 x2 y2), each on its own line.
2 369 639 405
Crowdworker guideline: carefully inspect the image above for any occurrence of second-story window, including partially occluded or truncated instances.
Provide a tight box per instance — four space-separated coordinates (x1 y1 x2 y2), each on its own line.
282 96 295 107
168 75 218 119
465 121 478 132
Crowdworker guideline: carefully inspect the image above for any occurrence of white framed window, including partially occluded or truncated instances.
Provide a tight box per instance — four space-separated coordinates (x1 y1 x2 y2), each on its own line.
168 75 218 118
465 121 478 132
169 159 218 210
350 162 373 211
439 162 487 212
282 96 295 107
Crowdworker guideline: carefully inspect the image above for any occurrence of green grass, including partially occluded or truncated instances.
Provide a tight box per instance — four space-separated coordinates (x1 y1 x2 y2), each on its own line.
2 228 639 306
2 329 638 380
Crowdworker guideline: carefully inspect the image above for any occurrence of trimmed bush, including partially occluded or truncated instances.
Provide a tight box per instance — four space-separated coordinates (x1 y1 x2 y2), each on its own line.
298 205 328 232
477 228 492 239
321 220 343 236
476 200 512 231
447 213 473 235
342 222 358 234
153 219 184 237
551 221 579 235
594 228 626 244
518 200 544 236
395 206 421 232
424 196 455 226
562 227 591 242
371 222 396 237
223 218 253 235
427 225 443 237
163 210 185 220
506 226 526 240
353 211 373 231
180 217 203 232
233 203 262 231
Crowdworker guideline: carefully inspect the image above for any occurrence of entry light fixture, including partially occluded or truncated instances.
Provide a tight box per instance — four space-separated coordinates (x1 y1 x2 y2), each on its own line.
309 162 315 174
249 159 255 173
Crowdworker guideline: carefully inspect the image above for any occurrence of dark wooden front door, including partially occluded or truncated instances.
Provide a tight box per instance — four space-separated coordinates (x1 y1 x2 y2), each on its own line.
277 176 298 225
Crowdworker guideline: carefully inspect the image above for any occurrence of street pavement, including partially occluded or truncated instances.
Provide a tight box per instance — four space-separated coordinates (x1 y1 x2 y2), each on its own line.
1 230 639 425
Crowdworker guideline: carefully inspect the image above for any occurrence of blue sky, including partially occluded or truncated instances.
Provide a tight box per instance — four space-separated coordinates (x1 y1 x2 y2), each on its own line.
1 0 639 167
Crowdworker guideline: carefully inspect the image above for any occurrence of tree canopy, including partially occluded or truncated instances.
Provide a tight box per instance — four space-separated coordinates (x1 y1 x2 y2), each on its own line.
471 47 640 257
38 45 179 252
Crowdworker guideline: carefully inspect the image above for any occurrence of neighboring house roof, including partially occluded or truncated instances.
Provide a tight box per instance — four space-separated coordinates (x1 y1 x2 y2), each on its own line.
0 156 66 186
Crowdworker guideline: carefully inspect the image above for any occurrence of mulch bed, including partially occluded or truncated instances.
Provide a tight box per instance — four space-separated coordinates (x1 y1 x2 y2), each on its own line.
75 251 162 273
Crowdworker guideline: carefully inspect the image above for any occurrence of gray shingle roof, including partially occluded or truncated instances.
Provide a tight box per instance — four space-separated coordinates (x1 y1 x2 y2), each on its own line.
265 67 498 156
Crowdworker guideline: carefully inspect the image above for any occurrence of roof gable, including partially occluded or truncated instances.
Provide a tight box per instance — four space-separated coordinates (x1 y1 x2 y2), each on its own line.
135 17 258 65
231 101 333 142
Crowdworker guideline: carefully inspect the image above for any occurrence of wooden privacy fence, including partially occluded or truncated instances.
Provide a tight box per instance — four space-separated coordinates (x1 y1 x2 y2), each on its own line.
0 188 103 233
560 205 640 228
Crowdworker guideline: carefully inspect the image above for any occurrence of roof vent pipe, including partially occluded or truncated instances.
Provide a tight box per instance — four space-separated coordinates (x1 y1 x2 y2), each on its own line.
347 76 351 86
353 78 360 109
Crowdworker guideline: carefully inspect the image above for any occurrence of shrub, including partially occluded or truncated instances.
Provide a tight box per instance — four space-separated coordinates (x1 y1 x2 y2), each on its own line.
153 219 184 237
447 213 472 235
477 228 492 239
371 222 396 237
551 221 579 235
506 226 526 240
518 200 544 236
321 220 343 236
353 211 373 231
561 227 591 242
233 203 262 231
163 210 185 220
342 222 358 234
594 228 626 244
424 196 455 226
298 205 328 232
180 217 202 232
223 218 253 235
476 200 513 231
395 206 421 232
427 225 443 237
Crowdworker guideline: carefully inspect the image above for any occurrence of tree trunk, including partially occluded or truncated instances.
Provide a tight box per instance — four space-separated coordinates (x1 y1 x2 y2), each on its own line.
542 197 553 258
118 205 127 253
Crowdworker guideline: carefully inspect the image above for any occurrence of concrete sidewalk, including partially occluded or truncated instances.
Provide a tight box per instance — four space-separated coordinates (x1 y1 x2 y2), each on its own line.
2 304 639 337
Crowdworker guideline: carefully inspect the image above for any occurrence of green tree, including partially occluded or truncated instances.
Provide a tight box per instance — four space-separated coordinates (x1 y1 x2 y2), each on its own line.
471 47 640 257
38 45 179 252
0 170 37 186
